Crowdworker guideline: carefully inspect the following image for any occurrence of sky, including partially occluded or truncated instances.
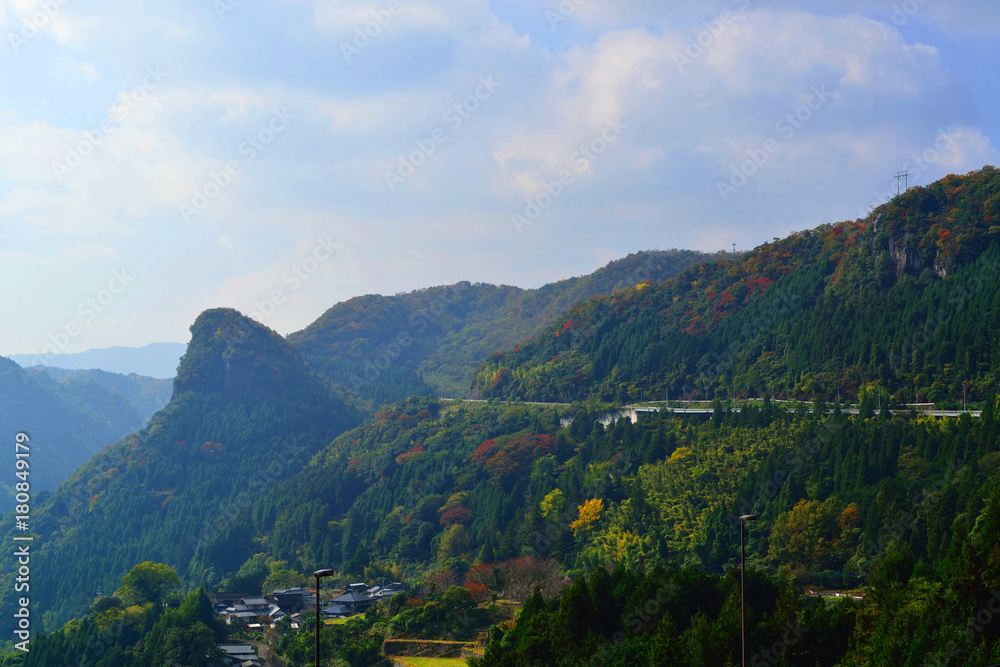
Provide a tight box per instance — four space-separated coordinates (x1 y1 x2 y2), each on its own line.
1 0 999 360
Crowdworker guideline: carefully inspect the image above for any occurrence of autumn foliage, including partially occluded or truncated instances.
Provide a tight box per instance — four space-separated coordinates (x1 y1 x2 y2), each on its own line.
470 433 557 487
570 498 604 538
440 506 472 526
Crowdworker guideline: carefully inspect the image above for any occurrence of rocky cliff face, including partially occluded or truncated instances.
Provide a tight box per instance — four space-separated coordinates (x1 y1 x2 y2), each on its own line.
885 229 946 279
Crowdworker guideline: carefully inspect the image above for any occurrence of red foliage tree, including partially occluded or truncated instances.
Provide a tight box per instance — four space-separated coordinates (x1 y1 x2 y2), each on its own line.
471 439 499 468
464 563 497 590
439 506 472 526
464 581 491 605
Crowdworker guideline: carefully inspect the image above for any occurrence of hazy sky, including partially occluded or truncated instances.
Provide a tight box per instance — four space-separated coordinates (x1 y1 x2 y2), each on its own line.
1 0 998 358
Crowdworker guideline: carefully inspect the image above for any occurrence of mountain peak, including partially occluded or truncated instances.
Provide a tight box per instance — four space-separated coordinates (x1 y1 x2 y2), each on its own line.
173 308 314 399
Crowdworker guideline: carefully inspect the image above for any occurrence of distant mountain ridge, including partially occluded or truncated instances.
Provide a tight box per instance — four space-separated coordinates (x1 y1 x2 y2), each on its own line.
289 249 734 397
26 366 172 425
0 358 147 506
9 342 186 379
3 253 722 410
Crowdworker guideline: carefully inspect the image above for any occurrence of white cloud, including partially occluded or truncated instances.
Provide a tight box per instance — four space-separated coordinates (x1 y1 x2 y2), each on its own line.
0 0 99 45
552 0 1000 39
0 185 132 235
489 9 967 200
57 53 100 84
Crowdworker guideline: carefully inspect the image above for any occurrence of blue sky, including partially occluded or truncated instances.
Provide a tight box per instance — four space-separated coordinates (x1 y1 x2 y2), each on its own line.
1 0 998 360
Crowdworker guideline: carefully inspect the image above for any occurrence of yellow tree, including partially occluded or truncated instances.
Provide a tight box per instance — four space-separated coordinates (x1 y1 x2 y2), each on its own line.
571 499 604 539
115 561 180 606
540 489 566 521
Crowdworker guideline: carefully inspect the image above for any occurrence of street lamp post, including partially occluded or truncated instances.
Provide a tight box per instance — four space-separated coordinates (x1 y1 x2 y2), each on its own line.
314 568 335 667
739 515 757 667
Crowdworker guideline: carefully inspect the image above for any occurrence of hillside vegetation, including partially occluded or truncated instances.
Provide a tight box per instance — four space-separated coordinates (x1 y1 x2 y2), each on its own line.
475 167 1000 408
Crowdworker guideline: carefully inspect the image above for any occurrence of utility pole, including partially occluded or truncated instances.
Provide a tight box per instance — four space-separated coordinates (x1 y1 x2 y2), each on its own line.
314 569 335 667
740 515 757 667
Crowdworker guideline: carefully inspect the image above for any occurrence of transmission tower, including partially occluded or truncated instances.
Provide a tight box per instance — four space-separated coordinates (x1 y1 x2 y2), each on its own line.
895 170 909 196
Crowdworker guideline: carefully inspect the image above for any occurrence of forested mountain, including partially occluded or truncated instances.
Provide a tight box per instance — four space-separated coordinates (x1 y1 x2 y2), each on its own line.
222 394 991 586
194 394 1000 665
288 249 730 398
474 167 1000 407
0 358 152 507
26 366 172 426
0 309 359 635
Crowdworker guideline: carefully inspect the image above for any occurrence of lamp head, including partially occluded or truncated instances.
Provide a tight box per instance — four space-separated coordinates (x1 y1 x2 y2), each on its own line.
739 515 757 522
314 568 336 578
